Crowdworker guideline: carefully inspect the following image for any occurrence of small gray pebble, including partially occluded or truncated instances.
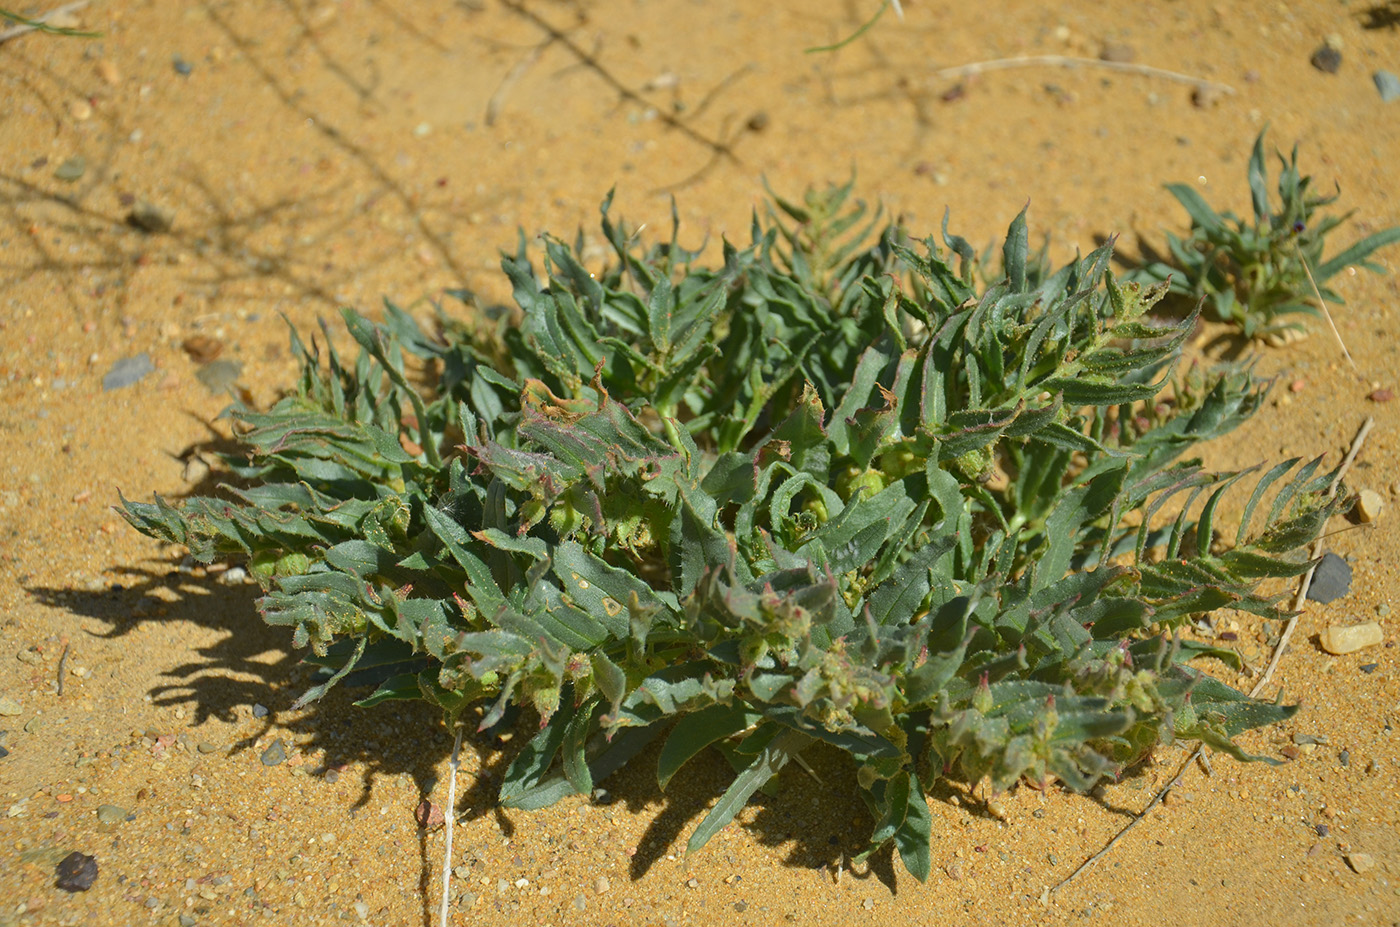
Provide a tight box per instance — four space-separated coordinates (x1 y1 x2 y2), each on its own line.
102 353 154 391
53 156 86 182
1305 552 1351 604
173 55 192 76
96 804 128 825
252 703 269 718
260 738 286 767
180 915 197 927
1375 70 1400 103
1310 44 1341 74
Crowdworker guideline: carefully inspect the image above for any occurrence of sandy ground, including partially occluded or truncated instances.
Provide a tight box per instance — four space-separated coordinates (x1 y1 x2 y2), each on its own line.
2 1 1399 925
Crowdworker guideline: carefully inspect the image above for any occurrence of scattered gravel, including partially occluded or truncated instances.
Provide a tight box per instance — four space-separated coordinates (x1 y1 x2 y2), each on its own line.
53 156 86 181
102 354 154 391
1356 489 1384 523
55 852 99 892
95 805 127 825
415 799 443 828
1306 552 1351 604
1310 44 1341 74
1320 621 1384 655
260 739 287 766
217 566 248 586
1374 70 1400 103
1345 852 1375 873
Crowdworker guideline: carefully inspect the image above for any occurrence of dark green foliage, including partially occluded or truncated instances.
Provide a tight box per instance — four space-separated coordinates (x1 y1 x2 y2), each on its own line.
122 179 1346 881
1137 129 1400 338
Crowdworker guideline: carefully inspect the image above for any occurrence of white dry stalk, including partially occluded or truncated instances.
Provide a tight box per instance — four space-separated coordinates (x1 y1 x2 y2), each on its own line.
439 724 464 927
931 54 1235 96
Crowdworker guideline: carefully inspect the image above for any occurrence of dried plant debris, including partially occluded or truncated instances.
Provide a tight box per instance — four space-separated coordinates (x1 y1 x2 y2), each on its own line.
123 180 1350 881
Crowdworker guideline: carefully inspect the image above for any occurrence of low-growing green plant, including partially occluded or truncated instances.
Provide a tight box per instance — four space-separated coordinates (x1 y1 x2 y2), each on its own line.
122 181 1347 881
1136 129 1400 339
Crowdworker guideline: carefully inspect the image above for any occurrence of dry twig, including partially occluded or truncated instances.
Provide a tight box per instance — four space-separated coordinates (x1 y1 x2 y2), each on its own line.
932 55 1235 96
1295 240 1361 376
1053 417 1374 894
56 640 71 697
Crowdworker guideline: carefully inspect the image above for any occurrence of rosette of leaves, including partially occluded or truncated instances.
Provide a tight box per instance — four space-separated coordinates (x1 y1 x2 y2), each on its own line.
122 181 1347 882
1136 129 1400 339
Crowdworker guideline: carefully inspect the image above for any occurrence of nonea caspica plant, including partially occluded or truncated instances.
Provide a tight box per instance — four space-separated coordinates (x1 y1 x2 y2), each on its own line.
123 180 1347 881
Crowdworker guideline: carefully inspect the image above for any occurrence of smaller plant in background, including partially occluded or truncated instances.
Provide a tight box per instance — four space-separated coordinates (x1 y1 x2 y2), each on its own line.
1137 129 1400 339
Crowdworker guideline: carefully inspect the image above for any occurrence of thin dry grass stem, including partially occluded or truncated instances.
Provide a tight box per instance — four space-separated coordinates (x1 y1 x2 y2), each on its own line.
1052 416 1374 895
1294 239 1361 376
0 1 91 42
486 44 545 127
439 724 464 927
793 752 825 785
931 55 1236 96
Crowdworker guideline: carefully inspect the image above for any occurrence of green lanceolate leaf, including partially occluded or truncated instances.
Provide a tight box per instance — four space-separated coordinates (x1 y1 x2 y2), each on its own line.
687 727 814 856
657 703 762 791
